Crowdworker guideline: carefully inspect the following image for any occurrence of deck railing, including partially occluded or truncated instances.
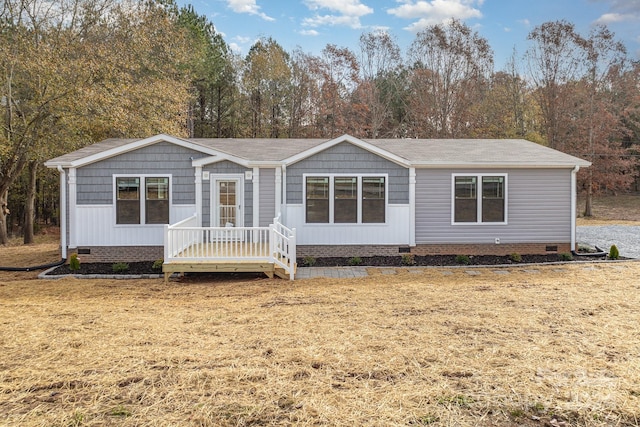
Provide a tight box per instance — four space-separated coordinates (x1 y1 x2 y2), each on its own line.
164 214 296 280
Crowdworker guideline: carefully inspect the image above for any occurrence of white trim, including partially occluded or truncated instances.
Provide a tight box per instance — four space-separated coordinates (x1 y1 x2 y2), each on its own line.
571 166 580 251
413 163 591 169
113 174 173 226
192 153 251 168
68 168 77 248
195 166 203 227
409 167 416 246
451 173 508 225
283 134 411 168
210 174 244 228
57 166 67 258
275 167 282 219
303 173 389 225
252 167 260 227
282 165 287 205
66 134 220 168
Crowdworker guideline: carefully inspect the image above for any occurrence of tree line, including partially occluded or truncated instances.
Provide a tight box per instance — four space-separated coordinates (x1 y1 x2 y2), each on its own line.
1 0 639 244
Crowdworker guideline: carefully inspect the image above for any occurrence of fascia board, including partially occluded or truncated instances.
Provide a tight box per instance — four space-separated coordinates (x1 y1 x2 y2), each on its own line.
283 134 411 168
411 161 592 168
67 134 220 168
192 153 251 168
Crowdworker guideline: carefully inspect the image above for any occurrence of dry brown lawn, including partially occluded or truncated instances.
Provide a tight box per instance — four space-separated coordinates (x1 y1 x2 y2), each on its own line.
1 196 640 427
577 193 640 225
1 235 640 426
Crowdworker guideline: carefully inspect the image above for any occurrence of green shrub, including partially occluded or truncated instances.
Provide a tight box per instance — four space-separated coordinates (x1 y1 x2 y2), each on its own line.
559 252 573 261
609 244 619 260
152 259 164 270
69 253 80 271
302 256 316 267
401 253 415 266
348 256 362 266
455 255 471 265
509 253 522 263
112 262 130 273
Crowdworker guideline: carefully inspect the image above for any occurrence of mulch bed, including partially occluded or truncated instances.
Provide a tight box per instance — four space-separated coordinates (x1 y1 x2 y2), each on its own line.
302 254 584 268
45 254 597 276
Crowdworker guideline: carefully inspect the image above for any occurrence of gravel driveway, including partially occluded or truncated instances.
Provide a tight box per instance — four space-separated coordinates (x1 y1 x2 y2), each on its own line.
576 225 640 259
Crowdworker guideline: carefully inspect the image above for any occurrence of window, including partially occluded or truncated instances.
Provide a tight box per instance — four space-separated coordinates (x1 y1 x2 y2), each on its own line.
454 176 477 222
145 177 170 224
362 177 385 223
482 176 505 222
453 174 506 224
334 177 357 223
116 177 140 224
305 175 386 224
306 177 329 223
115 176 170 225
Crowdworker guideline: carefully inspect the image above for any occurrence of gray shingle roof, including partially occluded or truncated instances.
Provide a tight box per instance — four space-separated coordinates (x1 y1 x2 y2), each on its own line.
45 134 590 168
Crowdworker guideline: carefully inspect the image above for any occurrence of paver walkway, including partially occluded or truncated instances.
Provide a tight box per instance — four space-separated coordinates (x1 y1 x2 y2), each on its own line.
295 262 635 279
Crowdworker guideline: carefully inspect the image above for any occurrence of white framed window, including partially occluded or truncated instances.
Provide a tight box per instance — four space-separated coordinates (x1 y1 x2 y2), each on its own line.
114 175 171 225
304 174 387 224
452 173 507 224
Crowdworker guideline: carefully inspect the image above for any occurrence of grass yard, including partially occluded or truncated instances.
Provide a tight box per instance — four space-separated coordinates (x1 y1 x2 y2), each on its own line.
577 193 640 225
0 194 639 426
1 261 639 425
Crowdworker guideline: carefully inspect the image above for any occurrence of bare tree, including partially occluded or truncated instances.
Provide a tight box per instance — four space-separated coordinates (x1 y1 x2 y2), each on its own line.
358 30 402 137
407 19 493 138
525 20 584 151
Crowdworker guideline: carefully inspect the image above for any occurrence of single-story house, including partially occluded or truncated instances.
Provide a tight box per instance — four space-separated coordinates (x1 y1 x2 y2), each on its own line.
45 134 590 279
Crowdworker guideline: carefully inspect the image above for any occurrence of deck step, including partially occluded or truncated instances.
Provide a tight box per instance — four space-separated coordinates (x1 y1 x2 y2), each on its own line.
162 261 277 282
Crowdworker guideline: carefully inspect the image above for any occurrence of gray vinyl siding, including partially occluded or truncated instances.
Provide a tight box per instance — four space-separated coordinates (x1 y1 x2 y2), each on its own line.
286 142 409 204
259 168 276 226
202 161 252 227
415 168 572 244
76 142 207 205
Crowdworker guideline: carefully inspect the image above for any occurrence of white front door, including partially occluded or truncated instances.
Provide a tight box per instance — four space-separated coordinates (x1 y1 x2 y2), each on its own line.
212 177 243 227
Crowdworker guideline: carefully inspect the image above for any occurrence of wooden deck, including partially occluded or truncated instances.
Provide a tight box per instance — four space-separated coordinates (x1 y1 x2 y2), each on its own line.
163 215 297 281
162 241 295 282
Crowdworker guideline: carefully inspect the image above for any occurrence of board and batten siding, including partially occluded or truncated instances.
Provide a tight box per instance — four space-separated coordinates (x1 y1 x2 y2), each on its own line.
284 142 411 246
76 141 206 205
202 161 252 228
286 142 409 204
259 168 276 226
415 168 572 244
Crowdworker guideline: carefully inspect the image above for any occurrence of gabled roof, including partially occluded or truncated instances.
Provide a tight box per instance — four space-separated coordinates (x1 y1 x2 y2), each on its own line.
365 138 591 168
44 134 221 168
45 133 591 169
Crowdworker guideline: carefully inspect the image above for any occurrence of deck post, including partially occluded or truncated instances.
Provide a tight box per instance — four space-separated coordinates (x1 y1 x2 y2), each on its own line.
269 222 276 263
289 228 296 280
163 224 170 262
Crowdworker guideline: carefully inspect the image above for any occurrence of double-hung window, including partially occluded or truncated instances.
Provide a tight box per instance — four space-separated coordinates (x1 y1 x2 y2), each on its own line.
116 176 170 225
453 174 506 224
305 175 386 224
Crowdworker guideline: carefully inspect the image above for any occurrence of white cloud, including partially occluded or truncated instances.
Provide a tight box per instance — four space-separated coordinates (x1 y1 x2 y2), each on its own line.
299 29 320 36
592 0 640 24
387 0 482 32
303 14 363 28
518 18 530 27
304 0 373 16
594 12 632 24
302 0 373 29
226 0 275 22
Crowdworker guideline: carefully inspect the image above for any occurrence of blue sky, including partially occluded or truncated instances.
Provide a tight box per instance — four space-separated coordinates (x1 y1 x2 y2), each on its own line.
179 0 640 68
